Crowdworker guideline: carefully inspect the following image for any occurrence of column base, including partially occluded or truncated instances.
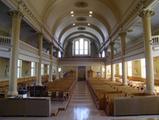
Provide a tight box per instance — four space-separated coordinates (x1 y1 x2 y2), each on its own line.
7 91 18 97
145 89 155 95
123 82 128 86
36 81 42 86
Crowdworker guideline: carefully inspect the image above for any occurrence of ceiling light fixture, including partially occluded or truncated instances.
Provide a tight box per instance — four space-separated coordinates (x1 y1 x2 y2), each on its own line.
71 14 74 17
89 11 93 14
88 23 90 26
89 14 92 17
70 11 74 14
73 23 76 26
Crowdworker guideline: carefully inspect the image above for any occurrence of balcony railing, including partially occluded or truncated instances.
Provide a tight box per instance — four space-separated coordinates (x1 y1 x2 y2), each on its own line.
0 35 11 47
152 35 159 50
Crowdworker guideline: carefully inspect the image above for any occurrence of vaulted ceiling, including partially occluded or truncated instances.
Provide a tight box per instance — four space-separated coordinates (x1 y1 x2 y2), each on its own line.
23 0 137 49
2 0 158 53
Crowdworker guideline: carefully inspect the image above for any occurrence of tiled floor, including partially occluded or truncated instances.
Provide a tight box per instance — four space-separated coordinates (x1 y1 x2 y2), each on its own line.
1 81 159 120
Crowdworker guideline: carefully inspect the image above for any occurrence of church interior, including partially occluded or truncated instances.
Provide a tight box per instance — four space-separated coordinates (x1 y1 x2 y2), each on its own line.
0 0 159 119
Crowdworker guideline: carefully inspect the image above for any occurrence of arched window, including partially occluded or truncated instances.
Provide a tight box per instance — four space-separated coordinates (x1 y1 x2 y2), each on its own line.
102 51 105 58
73 38 90 56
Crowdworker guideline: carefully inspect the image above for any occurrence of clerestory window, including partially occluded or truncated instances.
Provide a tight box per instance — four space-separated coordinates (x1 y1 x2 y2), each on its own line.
73 38 90 56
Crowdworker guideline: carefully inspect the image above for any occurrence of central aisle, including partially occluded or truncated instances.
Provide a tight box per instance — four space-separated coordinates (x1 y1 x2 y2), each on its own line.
54 81 105 120
1 81 159 120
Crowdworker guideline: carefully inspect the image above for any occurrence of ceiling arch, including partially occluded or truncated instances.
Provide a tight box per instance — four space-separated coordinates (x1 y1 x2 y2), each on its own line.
63 35 100 50
60 29 103 46
52 12 110 39
58 23 106 44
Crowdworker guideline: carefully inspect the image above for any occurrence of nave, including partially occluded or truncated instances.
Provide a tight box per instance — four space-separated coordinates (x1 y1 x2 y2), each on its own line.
1 81 159 120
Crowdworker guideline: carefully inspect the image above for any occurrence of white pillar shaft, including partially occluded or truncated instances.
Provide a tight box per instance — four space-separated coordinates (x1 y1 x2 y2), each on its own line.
122 60 127 85
37 34 43 85
110 43 115 81
141 10 154 94
119 32 127 85
49 45 53 82
8 11 22 96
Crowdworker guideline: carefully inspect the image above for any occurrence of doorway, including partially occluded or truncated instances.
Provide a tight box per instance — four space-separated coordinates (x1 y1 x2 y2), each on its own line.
78 66 86 81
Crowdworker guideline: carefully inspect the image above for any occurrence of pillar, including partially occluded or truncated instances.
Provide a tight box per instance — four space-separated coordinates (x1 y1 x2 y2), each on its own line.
37 33 43 86
119 32 128 85
110 42 115 81
139 9 155 94
8 11 23 96
105 49 107 79
105 63 107 79
49 44 53 82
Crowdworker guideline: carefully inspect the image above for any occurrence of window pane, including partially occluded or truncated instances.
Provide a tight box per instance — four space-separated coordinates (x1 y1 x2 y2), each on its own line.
84 41 88 49
80 49 83 55
141 58 146 78
102 51 105 57
119 63 122 75
127 61 132 76
80 38 84 49
75 49 78 55
75 41 79 50
84 50 88 55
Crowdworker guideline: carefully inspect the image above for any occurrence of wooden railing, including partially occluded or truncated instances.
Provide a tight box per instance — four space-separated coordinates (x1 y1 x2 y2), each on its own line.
0 35 11 47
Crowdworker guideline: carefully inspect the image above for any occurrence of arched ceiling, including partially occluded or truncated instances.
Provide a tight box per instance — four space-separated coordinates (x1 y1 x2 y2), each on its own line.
23 0 135 50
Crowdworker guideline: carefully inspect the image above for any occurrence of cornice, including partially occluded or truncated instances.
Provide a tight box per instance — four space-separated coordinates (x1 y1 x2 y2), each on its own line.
99 0 154 53
2 0 63 51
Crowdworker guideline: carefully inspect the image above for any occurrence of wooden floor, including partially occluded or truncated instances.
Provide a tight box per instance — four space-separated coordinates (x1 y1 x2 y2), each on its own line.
1 81 159 120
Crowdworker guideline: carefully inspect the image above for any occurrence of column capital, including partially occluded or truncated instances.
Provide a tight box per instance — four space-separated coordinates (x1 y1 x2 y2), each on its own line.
119 31 127 37
37 32 43 37
109 41 114 47
139 9 155 18
9 10 23 19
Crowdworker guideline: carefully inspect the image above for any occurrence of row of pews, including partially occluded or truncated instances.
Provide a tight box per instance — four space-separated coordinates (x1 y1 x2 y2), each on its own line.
0 71 76 117
48 77 76 101
0 75 49 97
87 78 159 116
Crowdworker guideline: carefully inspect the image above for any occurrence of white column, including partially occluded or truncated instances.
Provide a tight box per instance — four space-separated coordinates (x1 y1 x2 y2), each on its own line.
110 42 115 81
105 64 107 79
140 9 155 94
37 33 43 86
49 45 53 82
8 11 23 96
119 32 128 85
56 66 59 79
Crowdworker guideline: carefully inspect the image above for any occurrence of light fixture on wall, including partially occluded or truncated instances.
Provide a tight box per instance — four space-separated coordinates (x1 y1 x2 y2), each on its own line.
73 23 76 26
88 23 90 26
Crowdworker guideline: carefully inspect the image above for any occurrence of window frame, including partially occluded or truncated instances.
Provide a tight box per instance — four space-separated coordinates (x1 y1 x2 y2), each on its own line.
73 38 90 56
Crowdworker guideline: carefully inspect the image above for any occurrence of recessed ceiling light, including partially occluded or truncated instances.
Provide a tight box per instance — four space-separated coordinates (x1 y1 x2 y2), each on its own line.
70 11 74 14
89 11 93 14
89 14 92 17
71 14 74 17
